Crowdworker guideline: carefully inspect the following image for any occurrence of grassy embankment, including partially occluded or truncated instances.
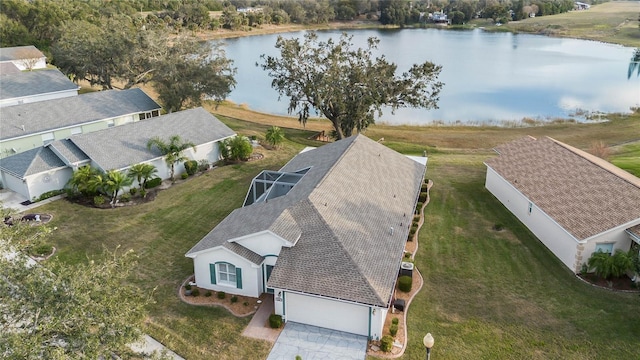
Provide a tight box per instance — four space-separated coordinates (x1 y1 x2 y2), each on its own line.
36 103 640 359
501 1 640 47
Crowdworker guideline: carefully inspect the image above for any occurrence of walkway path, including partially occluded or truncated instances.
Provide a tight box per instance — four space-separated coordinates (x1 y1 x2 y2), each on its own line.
242 294 281 342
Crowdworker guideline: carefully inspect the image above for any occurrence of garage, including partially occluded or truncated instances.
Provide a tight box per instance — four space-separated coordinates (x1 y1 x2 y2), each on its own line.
284 291 370 336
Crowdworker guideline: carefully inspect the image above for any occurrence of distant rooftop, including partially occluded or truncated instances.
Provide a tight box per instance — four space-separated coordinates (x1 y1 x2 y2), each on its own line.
0 46 45 62
1 88 161 141
0 69 78 101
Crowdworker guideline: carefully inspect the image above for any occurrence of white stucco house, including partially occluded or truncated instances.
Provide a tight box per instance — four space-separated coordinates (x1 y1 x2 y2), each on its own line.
0 46 47 71
0 88 161 158
484 136 640 274
0 69 79 108
0 107 235 201
186 135 427 339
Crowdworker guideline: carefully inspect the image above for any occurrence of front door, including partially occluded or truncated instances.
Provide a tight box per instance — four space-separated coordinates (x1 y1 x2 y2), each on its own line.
265 265 274 294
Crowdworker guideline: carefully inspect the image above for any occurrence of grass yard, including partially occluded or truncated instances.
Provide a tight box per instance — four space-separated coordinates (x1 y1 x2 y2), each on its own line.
502 1 640 47
33 108 640 359
611 141 640 177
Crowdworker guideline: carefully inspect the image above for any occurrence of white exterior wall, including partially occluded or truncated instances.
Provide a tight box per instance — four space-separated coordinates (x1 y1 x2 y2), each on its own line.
0 89 78 108
580 224 639 266
1 172 29 198
7 58 47 71
277 290 372 337
24 167 72 200
191 247 261 298
233 231 291 257
485 167 580 272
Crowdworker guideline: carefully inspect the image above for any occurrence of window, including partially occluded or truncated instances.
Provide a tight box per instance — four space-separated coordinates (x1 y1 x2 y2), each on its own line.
595 243 614 254
41 132 54 144
139 113 146 120
151 110 159 117
218 263 237 286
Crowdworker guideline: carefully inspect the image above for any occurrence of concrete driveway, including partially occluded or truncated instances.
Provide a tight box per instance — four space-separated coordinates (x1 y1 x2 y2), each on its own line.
266 322 367 360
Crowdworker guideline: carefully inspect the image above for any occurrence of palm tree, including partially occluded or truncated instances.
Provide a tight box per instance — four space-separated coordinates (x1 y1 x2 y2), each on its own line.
127 163 158 195
265 126 285 149
146 135 196 183
67 166 100 196
104 170 133 205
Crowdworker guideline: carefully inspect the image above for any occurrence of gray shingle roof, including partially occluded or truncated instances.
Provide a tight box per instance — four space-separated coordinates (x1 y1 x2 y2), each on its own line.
0 46 44 62
0 146 65 178
187 135 427 307
0 69 78 100
69 107 235 171
47 139 89 165
0 63 20 74
485 136 640 240
1 88 161 140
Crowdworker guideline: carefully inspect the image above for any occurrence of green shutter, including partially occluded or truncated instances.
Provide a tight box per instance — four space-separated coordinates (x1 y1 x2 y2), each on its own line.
210 263 216 284
236 267 242 289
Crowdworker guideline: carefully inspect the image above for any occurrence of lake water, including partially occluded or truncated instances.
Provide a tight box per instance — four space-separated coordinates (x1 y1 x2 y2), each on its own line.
221 28 640 125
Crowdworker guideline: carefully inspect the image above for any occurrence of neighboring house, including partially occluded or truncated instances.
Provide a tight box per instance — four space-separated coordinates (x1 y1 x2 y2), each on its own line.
0 46 47 71
0 88 161 158
484 136 640 273
0 69 79 107
185 135 427 338
0 107 235 200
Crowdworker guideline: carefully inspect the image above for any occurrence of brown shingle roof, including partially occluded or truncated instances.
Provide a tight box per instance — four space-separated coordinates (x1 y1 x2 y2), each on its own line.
186 135 427 307
485 136 640 240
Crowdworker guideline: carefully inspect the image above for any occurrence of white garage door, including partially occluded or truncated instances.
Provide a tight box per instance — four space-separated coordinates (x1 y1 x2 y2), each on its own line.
285 292 370 336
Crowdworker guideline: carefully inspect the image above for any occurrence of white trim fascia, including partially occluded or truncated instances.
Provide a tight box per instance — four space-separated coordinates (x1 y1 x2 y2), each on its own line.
227 230 294 248
485 165 583 244
4 88 79 103
185 244 243 259
582 218 640 243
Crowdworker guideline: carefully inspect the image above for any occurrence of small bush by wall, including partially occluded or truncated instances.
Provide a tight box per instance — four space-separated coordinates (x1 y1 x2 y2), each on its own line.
398 275 412 292
145 177 162 189
392 318 399 325
184 160 198 176
380 335 394 352
181 173 189 180
93 195 105 206
217 291 226 299
389 323 398 337
269 314 283 328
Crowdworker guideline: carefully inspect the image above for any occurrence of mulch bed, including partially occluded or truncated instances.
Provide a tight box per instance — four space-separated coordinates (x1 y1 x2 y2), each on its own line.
578 273 639 291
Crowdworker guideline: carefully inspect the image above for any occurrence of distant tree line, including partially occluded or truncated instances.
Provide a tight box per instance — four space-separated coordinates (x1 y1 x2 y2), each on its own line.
1 0 603 50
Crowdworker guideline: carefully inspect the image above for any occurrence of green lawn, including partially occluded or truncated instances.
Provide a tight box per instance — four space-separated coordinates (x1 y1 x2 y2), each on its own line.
34 114 640 359
611 141 640 177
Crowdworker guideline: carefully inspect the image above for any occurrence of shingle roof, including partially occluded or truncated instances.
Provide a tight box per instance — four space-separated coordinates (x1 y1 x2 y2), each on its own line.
69 107 235 171
187 135 427 307
0 146 65 178
0 88 161 140
0 63 20 74
0 46 44 62
627 224 640 239
0 69 78 100
47 139 89 165
485 136 640 240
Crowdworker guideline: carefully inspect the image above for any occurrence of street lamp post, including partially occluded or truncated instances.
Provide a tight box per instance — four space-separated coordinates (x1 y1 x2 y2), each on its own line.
423 333 435 360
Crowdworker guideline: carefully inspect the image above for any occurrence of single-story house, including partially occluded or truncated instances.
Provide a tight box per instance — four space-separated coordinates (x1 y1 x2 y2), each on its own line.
0 46 47 71
484 136 640 273
0 88 161 158
0 108 235 201
0 69 79 108
185 135 427 339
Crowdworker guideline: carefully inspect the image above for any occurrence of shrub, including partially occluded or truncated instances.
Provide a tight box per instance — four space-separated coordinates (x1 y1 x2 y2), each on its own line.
217 291 226 299
220 136 253 162
404 252 412 259
419 191 427 201
389 323 398 337
243 301 249 306
191 288 200 297
36 189 65 202
492 223 504 231
380 335 394 352
145 177 162 189
392 318 399 325
198 159 210 172
181 173 189 180
184 160 198 175
398 275 412 292
415 202 423 213
129 187 138 196
93 195 105 206
269 314 283 328
185 284 192 290
588 250 634 279
295 356 302 360
30 243 53 257
205 291 212 297
230 295 238 303
140 189 147 198
421 183 428 191
120 193 131 202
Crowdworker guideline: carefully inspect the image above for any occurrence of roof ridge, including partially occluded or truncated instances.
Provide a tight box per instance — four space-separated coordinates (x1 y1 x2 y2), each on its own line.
312 135 360 191
548 137 640 189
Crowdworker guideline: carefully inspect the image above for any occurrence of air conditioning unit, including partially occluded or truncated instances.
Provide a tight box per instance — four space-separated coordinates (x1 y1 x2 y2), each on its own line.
399 261 414 278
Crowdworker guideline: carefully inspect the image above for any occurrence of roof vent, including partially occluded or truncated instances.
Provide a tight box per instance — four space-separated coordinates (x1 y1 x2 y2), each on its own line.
21 125 25 131
390 227 394 235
